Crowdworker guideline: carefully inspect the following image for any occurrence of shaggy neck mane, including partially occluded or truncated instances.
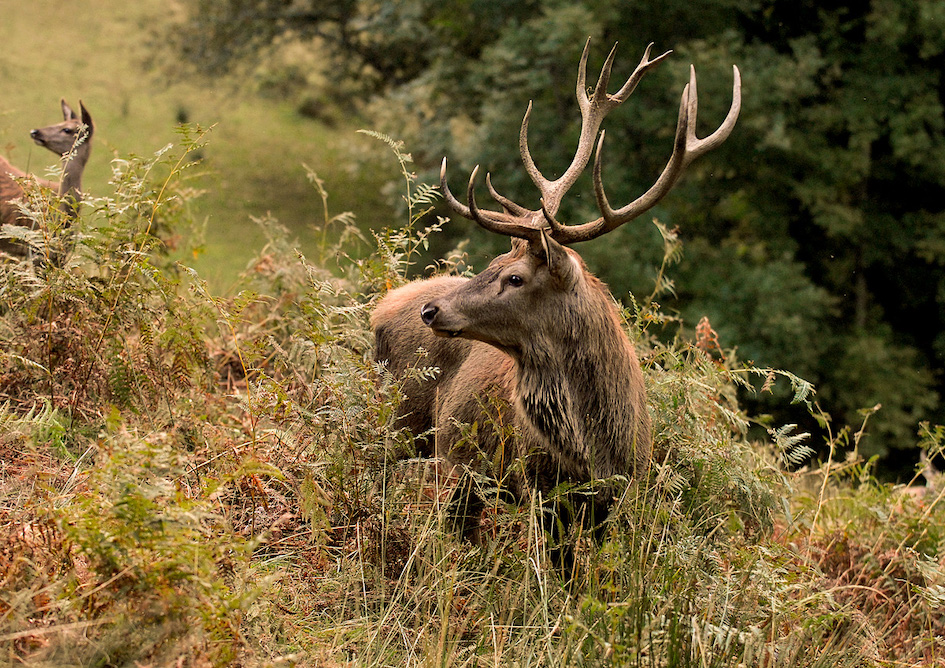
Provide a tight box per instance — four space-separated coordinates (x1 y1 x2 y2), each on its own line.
512 275 646 481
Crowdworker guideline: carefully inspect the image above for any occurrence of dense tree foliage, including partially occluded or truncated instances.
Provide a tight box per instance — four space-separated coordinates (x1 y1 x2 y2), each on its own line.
166 0 945 472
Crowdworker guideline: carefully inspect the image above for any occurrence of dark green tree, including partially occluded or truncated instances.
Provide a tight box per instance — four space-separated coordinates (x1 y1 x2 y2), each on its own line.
164 0 945 471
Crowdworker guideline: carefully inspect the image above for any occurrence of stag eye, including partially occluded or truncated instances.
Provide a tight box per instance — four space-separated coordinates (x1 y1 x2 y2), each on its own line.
507 274 524 287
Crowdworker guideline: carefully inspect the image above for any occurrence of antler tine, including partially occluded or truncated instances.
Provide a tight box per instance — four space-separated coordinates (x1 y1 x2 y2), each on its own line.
440 157 473 219
518 101 546 195
466 166 542 241
442 156 540 238
588 41 617 105
575 38 592 110
684 64 742 161
486 173 531 216
552 63 741 244
540 197 569 237
611 43 673 103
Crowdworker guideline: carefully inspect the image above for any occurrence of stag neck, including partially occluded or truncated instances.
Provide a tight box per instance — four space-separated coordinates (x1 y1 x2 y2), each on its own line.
513 292 645 479
515 278 631 372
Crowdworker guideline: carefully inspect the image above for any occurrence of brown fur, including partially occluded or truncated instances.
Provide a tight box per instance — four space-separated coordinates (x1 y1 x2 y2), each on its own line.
372 275 476 453
0 99 94 262
373 237 651 537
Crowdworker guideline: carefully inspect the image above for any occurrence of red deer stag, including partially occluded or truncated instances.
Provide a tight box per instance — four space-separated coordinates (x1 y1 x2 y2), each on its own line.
0 99 94 264
373 40 740 559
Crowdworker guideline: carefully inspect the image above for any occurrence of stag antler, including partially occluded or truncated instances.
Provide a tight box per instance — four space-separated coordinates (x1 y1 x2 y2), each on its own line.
441 39 741 245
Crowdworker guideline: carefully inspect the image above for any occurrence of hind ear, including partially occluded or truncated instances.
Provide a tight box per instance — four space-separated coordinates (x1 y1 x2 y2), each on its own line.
79 101 93 135
61 99 77 121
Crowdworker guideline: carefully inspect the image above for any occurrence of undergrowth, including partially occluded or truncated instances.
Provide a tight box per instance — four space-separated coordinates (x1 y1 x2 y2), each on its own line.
0 129 942 666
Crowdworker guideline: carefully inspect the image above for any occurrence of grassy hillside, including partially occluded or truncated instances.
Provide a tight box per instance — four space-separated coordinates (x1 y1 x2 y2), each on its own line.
0 145 942 664
1 3 944 667
0 0 395 290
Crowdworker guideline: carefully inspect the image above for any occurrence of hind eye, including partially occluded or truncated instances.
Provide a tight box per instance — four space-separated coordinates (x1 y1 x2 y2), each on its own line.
507 274 524 287
63 128 74 134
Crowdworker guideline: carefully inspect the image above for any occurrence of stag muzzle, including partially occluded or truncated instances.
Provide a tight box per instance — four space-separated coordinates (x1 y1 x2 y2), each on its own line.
420 303 438 325
420 301 462 337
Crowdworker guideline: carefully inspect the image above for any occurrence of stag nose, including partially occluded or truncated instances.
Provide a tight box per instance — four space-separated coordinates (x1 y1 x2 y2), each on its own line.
420 303 439 326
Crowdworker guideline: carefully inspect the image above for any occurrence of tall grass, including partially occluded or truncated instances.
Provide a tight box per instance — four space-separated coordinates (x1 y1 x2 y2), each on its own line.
0 129 942 666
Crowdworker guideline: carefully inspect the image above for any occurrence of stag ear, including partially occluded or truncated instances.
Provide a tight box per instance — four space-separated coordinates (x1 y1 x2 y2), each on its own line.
537 230 580 289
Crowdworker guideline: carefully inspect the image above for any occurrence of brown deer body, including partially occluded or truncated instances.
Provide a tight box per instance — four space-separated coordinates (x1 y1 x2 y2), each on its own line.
373 275 476 450
0 99 94 262
373 41 740 554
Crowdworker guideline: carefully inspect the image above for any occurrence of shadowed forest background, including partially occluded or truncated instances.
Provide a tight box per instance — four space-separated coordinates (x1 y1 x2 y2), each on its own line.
166 0 945 475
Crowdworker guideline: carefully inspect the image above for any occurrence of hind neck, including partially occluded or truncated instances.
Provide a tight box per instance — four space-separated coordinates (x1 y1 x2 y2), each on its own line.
58 141 91 199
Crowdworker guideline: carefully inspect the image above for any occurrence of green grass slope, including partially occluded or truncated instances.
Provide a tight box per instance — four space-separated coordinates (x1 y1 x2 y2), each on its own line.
0 0 394 290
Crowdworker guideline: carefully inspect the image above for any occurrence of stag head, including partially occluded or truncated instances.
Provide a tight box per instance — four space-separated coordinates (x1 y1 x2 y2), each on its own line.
426 39 741 355
421 231 584 355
